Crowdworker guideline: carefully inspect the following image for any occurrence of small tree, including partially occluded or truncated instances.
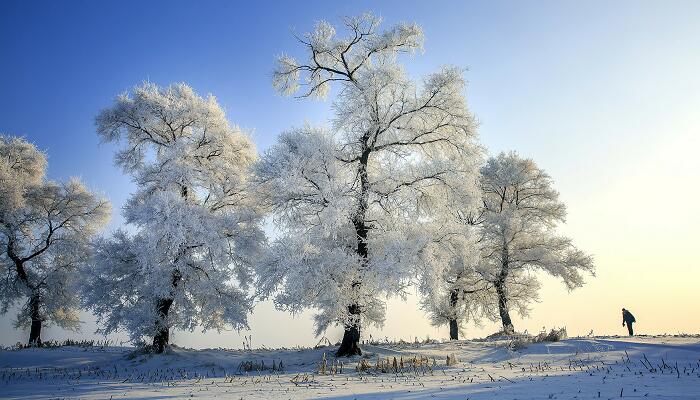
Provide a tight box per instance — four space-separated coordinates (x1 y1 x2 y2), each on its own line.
416 171 497 341
474 152 594 334
259 14 480 356
0 135 110 345
83 83 264 353
423 257 541 339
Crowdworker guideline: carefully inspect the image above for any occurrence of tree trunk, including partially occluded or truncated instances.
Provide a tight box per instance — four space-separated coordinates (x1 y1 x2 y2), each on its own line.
152 186 190 354
28 294 42 346
449 319 459 340
337 325 362 357
10 257 42 347
152 270 182 354
337 148 371 358
449 288 459 340
336 304 362 357
153 298 173 354
495 281 514 335
496 246 515 335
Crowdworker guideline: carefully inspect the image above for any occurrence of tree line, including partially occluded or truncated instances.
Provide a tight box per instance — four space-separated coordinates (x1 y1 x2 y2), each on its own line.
0 14 594 356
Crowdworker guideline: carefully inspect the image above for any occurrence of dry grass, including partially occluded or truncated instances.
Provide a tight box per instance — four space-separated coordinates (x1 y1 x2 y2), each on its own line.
356 355 438 374
237 359 284 373
316 352 344 375
508 328 567 351
3 339 114 350
446 353 459 366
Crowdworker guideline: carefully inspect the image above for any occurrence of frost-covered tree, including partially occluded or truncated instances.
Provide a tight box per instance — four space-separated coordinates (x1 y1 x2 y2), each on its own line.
418 225 495 340
474 152 595 334
0 135 110 345
415 156 500 341
84 83 263 353
258 14 480 356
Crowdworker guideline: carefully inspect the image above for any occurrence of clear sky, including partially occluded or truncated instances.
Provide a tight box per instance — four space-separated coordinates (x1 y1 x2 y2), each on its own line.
1 0 699 348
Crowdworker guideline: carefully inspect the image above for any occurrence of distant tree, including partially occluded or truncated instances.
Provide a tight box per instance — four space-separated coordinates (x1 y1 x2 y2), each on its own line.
415 157 499 341
83 83 264 353
418 227 495 340
258 14 481 356
474 152 595 334
0 135 110 345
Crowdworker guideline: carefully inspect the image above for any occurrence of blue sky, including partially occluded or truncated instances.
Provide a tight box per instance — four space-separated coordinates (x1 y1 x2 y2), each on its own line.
2 0 697 194
1 1 699 347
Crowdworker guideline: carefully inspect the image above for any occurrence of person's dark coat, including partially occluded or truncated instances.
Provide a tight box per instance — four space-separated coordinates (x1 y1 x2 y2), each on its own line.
622 309 636 325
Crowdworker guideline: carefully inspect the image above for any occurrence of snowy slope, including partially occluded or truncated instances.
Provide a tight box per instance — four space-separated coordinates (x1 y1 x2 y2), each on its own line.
1 336 699 399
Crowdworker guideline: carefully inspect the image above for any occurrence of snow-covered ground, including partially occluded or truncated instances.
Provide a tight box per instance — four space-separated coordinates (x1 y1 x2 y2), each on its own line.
1 336 699 399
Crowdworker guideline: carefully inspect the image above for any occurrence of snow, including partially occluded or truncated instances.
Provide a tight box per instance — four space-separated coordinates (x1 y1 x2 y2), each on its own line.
1 336 699 399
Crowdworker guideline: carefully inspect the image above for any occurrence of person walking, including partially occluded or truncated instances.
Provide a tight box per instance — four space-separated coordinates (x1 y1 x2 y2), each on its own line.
622 308 636 336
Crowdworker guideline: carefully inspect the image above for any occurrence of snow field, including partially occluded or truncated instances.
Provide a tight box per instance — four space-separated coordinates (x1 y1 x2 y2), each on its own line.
1 336 699 399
